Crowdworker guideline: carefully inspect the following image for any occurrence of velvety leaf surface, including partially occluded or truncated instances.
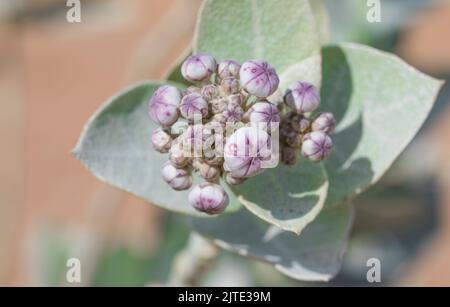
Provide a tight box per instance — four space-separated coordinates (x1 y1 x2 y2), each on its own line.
73 82 240 216
192 203 354 282
321 43 443 206
195 0 321 73
233 162 328 235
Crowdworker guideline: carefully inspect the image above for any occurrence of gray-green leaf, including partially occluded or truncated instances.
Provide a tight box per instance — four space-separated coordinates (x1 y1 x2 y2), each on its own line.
192 203 354 282
233 161 328 235
194 0 321 73
321 43 443 207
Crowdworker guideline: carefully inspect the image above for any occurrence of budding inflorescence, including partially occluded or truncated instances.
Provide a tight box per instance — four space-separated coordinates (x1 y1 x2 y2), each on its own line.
148 54 335 215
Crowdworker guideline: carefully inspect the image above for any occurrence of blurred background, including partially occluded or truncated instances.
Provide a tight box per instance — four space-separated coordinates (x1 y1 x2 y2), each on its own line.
0 0 450 286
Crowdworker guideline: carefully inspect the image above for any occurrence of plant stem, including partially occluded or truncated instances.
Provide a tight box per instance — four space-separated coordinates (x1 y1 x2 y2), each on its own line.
168 233 219 286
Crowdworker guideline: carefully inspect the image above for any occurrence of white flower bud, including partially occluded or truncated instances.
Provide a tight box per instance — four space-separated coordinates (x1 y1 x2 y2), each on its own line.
284 81 320 114
151 127 172 153
239 60 279 98
224 126 273 178
311 112 336 134
201 84 219 101
193 159 220 182
161 163 192 191
220 77 240 95
181 54 216 83
180 93 209 120
225 172 247 185
223 100 244 123
148 85 181 126
188 183 229 215
247 101 280 130
169 141 189 168
301 131 332 162
218 60 241 80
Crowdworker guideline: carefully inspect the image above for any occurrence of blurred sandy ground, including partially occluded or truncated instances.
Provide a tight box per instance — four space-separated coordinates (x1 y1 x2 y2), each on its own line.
0 0 449 286
0 0 201 286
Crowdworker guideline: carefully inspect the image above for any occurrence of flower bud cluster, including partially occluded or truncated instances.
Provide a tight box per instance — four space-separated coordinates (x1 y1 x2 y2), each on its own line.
148 54 335 215
280 81 335 165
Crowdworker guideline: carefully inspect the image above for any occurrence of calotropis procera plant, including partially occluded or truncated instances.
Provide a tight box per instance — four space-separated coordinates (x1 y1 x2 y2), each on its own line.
73 0 443 282
149 53 335 215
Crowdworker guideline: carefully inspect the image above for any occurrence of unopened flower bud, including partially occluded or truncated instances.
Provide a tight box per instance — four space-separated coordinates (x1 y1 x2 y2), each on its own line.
225 172 247 185
281 146 298 166
184 86 201 96
151 127 172 153
210 97 228 114
224 126 273 178
193 160 220 182
311 112 336 134
148 85 181 126
181 54 216 83
290 113 311 133
247 101 280 130
218 60 241 79
201 84 219 101
239 60 279 98
284 81 320 114
161 163 192 191
180 93 209 120
188 183 229 215
220 77 240 95
301 131 332 162
169 141 189 168
223 100 244 123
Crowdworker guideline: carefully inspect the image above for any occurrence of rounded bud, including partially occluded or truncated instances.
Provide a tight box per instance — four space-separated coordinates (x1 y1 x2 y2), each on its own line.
239 60 279 98
224 126 273 178
223 100 244 123
301 131 332 162
201 84 219 101
290 113 311 133
225 172 247 185
151 127 172 153
188 183 229 215
148 85 181 126
284 81 320 114
169 141 189 168
180 93 209 120
218 60 241 80
161 163 192 191
220 77 240 95
311 112 336 134
247 101 280 130
281 146 298 166
193 160 220 182
181 54 216 83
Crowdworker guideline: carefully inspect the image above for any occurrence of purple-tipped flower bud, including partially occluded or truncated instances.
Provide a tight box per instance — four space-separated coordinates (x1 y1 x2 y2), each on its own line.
225 172 247 185
188 183 229 215
223 100 244 123
218 60 241 80
301 131 332 162
151 127 172 153
281 146 299 166
180 93 209 120
239 60 279 98
148 85 181 126
224 126 273 178
161 163 192 191
220 77 240 95
247 101 280 130
201 84 219 101
311 112 336 134
181 54 216 83
284 81 320 114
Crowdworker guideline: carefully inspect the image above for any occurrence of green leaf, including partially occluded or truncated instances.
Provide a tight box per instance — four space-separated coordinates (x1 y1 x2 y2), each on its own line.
72 82 240 216
233 161 328 235
192 203 354 282
309 0 330 44
194 0 321 73
320 43 444 207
